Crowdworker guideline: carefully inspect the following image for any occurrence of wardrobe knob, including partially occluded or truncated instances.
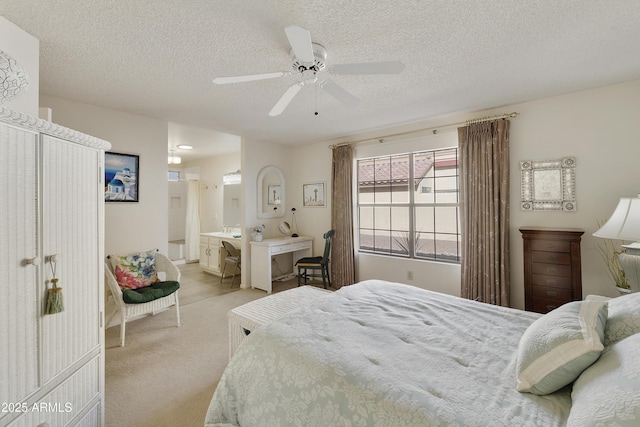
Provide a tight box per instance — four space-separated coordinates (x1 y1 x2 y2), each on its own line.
26 256 41 266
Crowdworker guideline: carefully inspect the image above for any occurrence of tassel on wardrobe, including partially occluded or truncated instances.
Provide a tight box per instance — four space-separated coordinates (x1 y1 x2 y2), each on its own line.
46 256 64 314
46 278 64 314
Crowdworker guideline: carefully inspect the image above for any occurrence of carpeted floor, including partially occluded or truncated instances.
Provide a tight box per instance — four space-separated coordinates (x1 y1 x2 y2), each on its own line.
104 263 299 427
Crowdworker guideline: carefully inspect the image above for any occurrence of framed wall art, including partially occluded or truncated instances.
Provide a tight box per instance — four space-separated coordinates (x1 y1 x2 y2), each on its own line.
105 152 139 202
267 184 282 205
303 182 326 207
520 157 576 211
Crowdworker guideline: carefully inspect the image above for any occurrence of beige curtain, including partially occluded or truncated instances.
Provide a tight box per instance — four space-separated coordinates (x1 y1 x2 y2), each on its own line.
331 145 355 288
458 120 510 306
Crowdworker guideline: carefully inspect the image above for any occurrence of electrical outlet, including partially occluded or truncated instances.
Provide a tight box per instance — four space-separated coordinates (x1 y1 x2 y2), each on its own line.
407 271 414 281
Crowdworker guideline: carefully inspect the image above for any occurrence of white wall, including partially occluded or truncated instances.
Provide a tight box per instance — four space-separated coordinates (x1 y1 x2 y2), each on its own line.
168 179 187 241
40 95 169 257
509 80 640 306
241 137 292 287
284 79 640 309
0 16 39 117
289 142 333 256
33 79 640 311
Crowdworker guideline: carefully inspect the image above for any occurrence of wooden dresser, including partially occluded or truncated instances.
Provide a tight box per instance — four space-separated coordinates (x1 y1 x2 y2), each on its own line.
520 227 584 314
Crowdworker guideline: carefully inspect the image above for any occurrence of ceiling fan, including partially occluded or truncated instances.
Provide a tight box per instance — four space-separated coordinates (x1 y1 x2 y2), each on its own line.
212 26 405 116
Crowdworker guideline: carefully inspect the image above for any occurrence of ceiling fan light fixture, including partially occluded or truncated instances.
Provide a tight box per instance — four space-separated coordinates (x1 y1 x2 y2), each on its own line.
301 69 318 85
212 26 404 116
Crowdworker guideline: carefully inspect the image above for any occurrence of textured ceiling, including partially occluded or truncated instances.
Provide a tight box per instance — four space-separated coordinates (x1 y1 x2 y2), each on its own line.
3 1 640 159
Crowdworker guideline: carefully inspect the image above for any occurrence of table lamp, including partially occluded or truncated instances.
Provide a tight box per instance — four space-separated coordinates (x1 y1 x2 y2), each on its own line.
593 196 640 293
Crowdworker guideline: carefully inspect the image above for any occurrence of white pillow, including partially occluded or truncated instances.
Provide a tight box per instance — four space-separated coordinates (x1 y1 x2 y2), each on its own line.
568 333 640 426
516 300 608 395
601 292 640 346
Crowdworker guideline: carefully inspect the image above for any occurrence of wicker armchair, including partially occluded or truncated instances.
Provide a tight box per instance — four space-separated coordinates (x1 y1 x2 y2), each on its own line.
105 251 181 346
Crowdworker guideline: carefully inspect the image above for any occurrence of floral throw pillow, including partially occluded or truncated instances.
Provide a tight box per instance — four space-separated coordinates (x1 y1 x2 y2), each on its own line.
110 250 158 289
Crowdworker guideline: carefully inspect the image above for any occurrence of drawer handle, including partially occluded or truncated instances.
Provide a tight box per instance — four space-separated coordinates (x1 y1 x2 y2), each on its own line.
546 290 557 297
546 279 557 285
547 256 557 262
546 268 557 273
546 305 558 311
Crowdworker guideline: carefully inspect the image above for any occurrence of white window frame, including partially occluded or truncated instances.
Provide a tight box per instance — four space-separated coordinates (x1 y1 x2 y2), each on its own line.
356 147 461 263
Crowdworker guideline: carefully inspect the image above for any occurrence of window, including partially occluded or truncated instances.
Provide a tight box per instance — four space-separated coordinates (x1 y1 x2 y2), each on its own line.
357 147 460 263
168 170 180 181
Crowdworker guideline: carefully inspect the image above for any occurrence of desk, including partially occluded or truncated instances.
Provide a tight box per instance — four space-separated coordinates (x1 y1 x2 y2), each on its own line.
250 236 312 293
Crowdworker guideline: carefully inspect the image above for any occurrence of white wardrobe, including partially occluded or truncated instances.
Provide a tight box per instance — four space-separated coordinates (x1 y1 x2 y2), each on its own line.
0 106 110 427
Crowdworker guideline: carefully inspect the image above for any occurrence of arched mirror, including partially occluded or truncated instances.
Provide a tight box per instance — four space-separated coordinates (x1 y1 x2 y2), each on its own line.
257 166 285 218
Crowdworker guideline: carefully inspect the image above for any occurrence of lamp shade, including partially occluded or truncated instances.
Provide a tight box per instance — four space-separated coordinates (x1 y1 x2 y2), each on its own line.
593 197 640 241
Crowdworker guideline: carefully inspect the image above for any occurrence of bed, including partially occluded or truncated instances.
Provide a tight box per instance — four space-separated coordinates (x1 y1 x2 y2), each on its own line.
205 280 640 426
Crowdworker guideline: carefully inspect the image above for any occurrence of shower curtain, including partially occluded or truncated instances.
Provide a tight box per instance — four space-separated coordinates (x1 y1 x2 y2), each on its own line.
185 180 201 262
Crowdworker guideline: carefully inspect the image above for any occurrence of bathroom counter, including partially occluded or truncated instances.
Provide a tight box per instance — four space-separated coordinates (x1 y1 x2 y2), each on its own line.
201 231 242 240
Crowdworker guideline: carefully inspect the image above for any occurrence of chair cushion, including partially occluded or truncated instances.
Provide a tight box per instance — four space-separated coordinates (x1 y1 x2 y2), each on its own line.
109 250 158 289
122 281 180 304
296 256 323 266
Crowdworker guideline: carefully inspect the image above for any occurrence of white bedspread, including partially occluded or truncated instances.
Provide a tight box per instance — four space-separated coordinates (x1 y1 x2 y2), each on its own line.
205 280 572 426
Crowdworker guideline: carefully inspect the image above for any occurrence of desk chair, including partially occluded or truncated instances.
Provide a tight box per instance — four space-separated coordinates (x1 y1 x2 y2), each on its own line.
296 230 334 289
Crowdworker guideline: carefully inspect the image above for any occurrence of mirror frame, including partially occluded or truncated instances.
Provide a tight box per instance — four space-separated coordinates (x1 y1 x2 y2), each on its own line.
520 157 576 211
257 166 286 218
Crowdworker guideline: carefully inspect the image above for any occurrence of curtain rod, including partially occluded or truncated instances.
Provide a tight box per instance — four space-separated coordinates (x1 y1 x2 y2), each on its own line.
328 111 519 149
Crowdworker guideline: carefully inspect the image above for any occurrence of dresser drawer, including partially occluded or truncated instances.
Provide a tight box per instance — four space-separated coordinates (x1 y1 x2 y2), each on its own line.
270 241 310 255
531 239 570 253
532 262 571 277
532 274 572 289
531 250 570 265
532 297 569 314
532 285 573 301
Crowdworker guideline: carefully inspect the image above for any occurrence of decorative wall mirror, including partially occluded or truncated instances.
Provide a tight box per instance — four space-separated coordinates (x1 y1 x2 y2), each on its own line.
257 166 285 218
520 157 576 211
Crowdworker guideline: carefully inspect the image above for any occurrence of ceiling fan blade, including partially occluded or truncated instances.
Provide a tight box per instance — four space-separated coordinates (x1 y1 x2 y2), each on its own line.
213 71 290 84
329 61 405 75
284 26 314 64
319 80 360 108
269 82 304 116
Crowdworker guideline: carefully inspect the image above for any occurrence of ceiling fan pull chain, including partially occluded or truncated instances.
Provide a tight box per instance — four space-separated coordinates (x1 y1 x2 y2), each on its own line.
314 76 319 116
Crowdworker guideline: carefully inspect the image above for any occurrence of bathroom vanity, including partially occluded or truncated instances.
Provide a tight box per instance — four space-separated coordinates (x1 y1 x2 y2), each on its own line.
199 232 242 276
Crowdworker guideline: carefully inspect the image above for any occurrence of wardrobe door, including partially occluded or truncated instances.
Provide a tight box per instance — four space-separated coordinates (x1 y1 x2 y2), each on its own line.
0 123 40 418
40 135 102 383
